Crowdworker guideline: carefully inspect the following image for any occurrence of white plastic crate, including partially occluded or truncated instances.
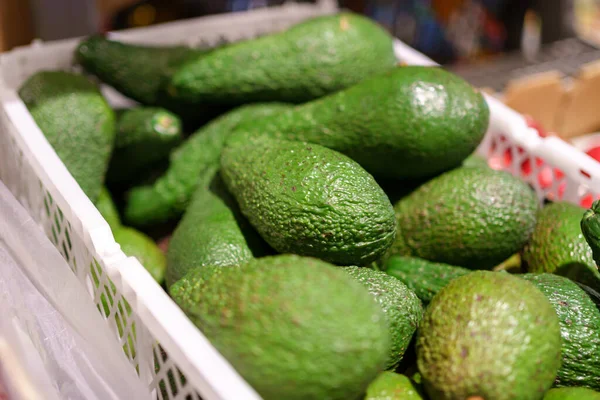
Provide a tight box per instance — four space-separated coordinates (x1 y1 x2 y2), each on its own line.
1 3 600 399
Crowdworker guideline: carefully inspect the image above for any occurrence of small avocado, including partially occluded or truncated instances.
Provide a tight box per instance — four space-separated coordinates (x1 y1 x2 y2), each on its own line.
106 107 183 186
221 138 396 265
389 166 538 269
227 66 489 180
522 273 600 390
342 266 423 369
169 13 396 105
383 256 470 305
170 254 390 400
125 102 292 226
524 202 598 289
19 71 116 202
580 201 600 291
365 372 424 400
544 387 600 400
95 187 121 229
417 271 561 400
114 227 166 284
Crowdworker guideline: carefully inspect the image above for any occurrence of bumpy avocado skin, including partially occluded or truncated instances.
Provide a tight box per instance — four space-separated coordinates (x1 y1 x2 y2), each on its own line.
389 167 538 269
417 271 561 400
544 387 600 400
342 266 423 369
522 273 600 390
221 138 396 265
125 103 291 226
170 13 396 105
383 256 470 304
19 71 116 203
170 254 390 400
365 372 424 400
227 66 489 180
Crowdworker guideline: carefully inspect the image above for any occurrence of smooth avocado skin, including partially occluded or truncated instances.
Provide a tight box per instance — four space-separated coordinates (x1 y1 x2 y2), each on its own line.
228 66 489 180
166 173 269 289
389 167 538 269
125 102 292 226
524 202 598 289
95 187 121 230
221 138 396 265
19 71 116 203
365 372 424 400
522 273 600 390
114 227 166 284
544 387 600 400
417 271 561 400
383 256 470 305
342 266 423 369
169 13 396 105
107 107 183 186
170 254 390 400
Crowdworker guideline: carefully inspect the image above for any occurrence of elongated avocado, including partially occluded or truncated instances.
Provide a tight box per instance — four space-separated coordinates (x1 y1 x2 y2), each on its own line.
522 273 600 390
19 71 115 202
383 256 470 304
221 138 396 265
169 13 396 105
342 266 423 369
417 271 561 400
227 66 489 180
170 254 390 400
124 102 292 226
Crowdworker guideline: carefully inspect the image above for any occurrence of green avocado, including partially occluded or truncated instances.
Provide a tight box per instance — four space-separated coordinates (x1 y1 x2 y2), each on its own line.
342 266 423 369
365 372 424 400
580 201 600 291
417 271 561 400
383 256 470 305
114 227 166 284
124 102 292 226
544 387 600 400
19 71 116 202
95 187 121 229
221 138 396 265
170 254 390 400
389 166 538 269
169 13 396 105
227 66 489 180
522 273 600 390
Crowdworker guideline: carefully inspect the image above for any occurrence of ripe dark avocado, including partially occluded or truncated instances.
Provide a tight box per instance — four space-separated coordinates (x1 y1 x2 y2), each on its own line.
342 266 423 369
228 66 489 180
389 166 538 269
221 138 396 265
524 202 598 289
383 256 470 305
365 372 424 400
124 102 292 226
417 271 561 400
169 13 396 105
170 254 390 400
522 273 600 390
19 71 116 202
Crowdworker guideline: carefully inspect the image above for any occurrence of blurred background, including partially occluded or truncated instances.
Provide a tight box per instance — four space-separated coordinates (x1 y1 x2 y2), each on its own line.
4 0 600 140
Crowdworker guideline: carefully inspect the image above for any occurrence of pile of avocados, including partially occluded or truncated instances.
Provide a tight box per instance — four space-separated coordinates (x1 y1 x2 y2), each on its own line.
20 11 600 400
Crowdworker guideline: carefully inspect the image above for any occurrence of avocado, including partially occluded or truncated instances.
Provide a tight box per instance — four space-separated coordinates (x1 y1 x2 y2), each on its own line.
124 102 292 226
544 387 600 400
581 201 600 288
227 66 489 180
342 266 423 369
170 254 390 400
96 187 121 229
389 166 538 269
75 35 223 123
166 172 270 289
524 202 596 276
462 153 490 169
365 372 424 400
19 71 116 202
221 138 396 265
114 227 166 284
169 13 396 105
106 107 183 186
417 271 561 400
522 273 600 390
383 256 470 305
